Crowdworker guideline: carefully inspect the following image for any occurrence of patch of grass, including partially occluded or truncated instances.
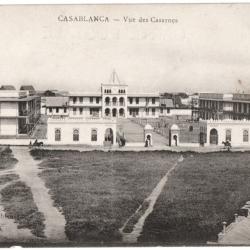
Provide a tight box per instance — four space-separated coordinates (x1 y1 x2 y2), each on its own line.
31 149 179 243
1 181 45 238
140 152 250 245
0 147 18 170
0 174 19 185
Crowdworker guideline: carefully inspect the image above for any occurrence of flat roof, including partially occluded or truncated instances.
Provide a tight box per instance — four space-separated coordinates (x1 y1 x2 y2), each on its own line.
128 93 159 97
0 95 39 102
69 92 102 97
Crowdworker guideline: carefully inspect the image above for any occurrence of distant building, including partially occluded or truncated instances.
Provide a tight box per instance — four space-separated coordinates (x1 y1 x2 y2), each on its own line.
0 86 41 136
45 71 164 119
45 97 69 116
196 93 250 120
0 85 16 90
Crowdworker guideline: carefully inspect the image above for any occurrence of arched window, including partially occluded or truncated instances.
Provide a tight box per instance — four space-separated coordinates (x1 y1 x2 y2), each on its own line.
243 130 249 142
91 129 97 141
105 108 110 116
73 129 79 141
112 97 117 105
105 97 110 105
55 128 61 141
119 97 124 106
225 129 231 141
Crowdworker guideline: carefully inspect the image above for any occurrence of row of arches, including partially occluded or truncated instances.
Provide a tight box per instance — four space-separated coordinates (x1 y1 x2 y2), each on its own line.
105 108 125 117
105 96 125 105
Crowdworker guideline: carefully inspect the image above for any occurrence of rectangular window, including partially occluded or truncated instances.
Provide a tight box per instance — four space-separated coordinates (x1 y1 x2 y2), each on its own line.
152 98 155 104
79 97 83 103
49 107 52 113
73 129 79 141
129 98 133 104
160 108 163 114
90 97 93 103
91 129 97 141
64 107 67 113
146 108 149 116
152 108 155 116
243 130 249 142
96 97 99 104
73 97 77 104
79 108 83 115
56 108 59 113
225 129 231 141
55 128 61 141
136 97 139 104
73 108 77 115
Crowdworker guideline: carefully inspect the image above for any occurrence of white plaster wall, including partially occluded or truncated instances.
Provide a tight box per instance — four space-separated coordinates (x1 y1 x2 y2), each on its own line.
0 102 18 116
205 122 250 147
47 119 116 146
0 118 17 135
169 109 192 116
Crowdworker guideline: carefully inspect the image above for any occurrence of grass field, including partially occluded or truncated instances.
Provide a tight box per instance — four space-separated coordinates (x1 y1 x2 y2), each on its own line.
30 150 250 245
1 181 45 238
140 152 250 245
0 146 18 171
0 147 45 239
31 149 179 244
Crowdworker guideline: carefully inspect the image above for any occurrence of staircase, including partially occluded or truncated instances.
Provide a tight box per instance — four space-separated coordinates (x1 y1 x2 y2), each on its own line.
117 119 144 143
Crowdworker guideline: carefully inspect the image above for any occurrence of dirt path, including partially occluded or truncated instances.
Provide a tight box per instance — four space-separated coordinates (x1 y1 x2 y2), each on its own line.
11 147 67 242
120 155 184 243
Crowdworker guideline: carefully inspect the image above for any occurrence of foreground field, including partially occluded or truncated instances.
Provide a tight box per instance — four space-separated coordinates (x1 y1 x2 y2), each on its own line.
31 149 179 244
29 150 250 245
141 152 250 245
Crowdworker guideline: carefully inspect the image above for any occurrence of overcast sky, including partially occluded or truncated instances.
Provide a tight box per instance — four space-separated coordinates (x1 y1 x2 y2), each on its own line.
0 4 250 93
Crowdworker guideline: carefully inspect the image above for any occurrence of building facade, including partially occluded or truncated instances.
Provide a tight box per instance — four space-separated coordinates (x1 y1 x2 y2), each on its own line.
0 86 41 136
202 119 250 147
44 72 177 119
47 117 116 146
196 93 250 120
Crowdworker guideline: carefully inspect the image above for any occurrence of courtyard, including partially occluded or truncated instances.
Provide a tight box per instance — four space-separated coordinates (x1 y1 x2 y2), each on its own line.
1 148 250 245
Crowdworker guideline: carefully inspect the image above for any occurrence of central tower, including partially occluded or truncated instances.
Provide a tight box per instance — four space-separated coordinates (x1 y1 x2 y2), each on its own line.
101 71 128 119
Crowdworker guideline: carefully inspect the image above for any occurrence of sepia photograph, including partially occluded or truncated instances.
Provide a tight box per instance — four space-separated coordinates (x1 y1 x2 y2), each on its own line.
0 3 250 246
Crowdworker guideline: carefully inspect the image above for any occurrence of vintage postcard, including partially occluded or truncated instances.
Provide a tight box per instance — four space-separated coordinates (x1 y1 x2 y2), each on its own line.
0 3 250 247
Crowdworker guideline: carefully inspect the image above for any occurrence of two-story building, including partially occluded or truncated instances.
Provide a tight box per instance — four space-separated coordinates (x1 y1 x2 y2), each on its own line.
45 72 162 119
197 93 250 120
0 85 41 137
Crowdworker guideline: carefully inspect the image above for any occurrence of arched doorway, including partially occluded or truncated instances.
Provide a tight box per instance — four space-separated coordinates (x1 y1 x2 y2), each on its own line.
119 108 125 117
104 128 113 144
105 108 110 117
173 135 178 146
112 108 117 117
210 128 218 145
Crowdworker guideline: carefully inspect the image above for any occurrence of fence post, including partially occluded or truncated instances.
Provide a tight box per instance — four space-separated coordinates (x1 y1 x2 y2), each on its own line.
222 221 227 234
234 213 238 223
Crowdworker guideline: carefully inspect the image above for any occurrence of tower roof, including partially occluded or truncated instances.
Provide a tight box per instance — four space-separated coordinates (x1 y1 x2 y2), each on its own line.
109 70 121 85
